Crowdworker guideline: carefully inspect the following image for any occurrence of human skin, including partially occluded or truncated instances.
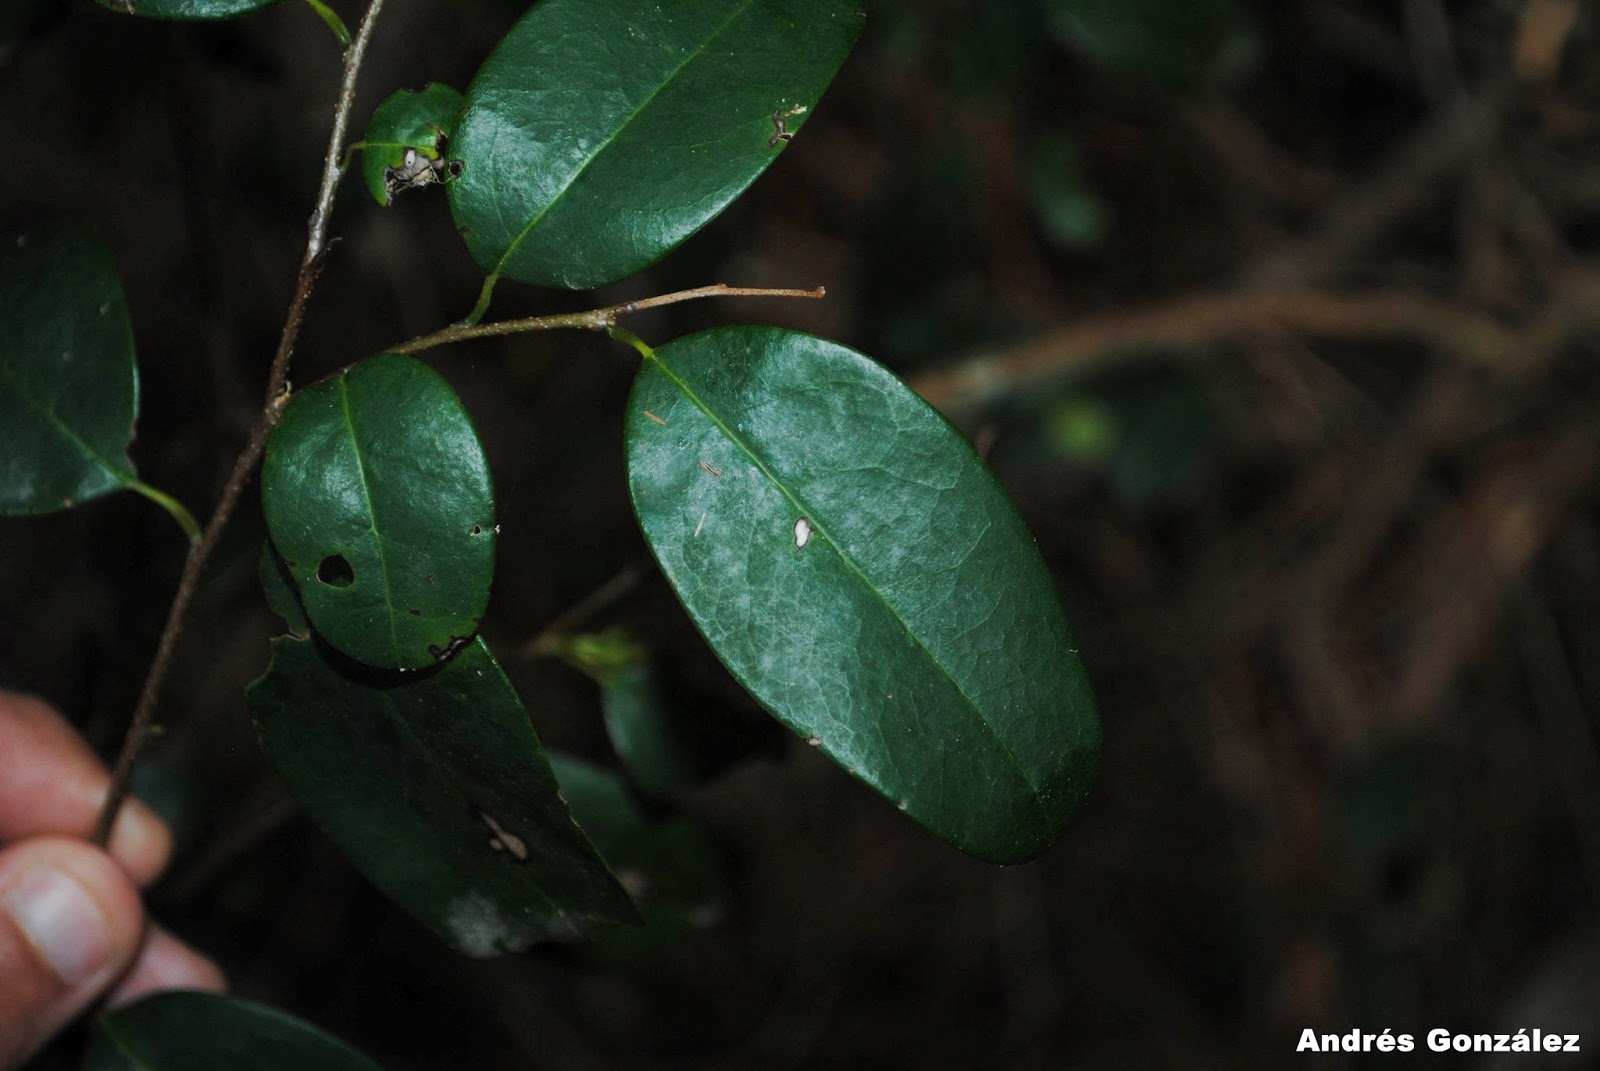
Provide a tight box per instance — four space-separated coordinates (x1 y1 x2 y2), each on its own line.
0 690 224 1068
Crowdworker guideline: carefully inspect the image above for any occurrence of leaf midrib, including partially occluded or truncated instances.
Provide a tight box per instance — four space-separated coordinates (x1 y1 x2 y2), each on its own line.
646 352 1052 828
370 682 565 923
336 377 403 661
0 350 132 492
484 0 759 280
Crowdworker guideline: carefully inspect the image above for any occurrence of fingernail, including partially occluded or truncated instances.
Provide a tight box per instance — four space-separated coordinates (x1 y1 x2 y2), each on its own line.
2 866 113 986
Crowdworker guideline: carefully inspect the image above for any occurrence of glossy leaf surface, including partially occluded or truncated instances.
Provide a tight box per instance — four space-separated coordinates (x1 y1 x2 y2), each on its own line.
247 635 638 954
0 231 138 514
626 327 1101 862
260 354 494 670
94 0 282 20
83 991 383 1071
361 82 465 206
448 0 862 290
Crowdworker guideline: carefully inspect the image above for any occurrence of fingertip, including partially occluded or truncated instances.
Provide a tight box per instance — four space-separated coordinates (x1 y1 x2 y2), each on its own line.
107 924 226 1008
106 797 174 887
0 837 145 1066
0 689 174 885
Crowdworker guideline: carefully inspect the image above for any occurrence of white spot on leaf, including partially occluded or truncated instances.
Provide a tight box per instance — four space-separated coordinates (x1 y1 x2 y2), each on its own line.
476 809 529 862
794 517 813 548
443 892 540 957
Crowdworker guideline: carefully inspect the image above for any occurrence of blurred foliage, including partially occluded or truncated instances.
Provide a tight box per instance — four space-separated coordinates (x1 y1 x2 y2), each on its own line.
5 0 1600 1064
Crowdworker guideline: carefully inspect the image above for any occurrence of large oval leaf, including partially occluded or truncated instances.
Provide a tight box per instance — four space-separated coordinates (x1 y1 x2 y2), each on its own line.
0 231 138 514
83 992 383 1071
448 0 863 292
625 327 1101 863
260 354 495 670
247 635 639 953
94 0 282 19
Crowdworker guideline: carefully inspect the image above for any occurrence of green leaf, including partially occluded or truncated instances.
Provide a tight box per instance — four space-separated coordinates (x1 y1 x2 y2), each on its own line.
361 83 466 206
625 327 1101 863
550 753 722 964
83 991 383 1071
0 231 138 515
246 635 639 954
448 0 863 294
601 663 698 797
1043 0 1258 89
259 541 310 638
553 628 698 796
94 0 283 20
260 354 495 670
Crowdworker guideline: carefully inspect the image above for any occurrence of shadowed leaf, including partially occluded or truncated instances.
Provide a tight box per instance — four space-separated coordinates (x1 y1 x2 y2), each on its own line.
0 231 137 515
83 992 383 1071
247 635 639 955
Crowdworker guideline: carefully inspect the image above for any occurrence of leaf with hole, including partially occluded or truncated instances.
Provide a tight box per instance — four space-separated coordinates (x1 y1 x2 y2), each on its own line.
260 353 495 670
0 231 139 515
94 0 283 20
82 991 383 1071
625 327 1101 863
247 635 639 954
447 0 863 292
361 82 466 206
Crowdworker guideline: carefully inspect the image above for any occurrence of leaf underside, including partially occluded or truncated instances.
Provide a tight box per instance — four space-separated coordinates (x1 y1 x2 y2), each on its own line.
260 353 495 671
247 635 639 955
0 230 138 515
82 991 383 1071
95 0 282 20
625 327 1101 863
448 0 863 290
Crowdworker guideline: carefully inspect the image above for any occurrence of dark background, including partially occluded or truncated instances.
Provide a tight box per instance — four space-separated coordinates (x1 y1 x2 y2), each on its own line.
4 0 1600 1066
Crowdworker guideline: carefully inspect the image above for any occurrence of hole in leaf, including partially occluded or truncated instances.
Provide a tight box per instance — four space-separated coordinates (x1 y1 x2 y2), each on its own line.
317 554 355 587
470 524 482 536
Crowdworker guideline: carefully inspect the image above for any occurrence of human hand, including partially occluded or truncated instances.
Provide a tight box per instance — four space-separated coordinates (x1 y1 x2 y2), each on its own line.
0 690 224 1068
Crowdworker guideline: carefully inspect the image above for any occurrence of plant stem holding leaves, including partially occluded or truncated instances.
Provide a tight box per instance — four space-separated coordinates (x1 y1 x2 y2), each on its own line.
91 0 391 847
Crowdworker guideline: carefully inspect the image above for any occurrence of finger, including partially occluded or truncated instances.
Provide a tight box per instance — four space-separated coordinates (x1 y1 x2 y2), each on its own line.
0 837 144 1068
0 690 172 885
106 924 227 1008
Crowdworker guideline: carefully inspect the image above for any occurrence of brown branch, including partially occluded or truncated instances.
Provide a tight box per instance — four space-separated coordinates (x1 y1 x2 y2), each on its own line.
1244 84 1509 290
518 563 646 661
91 0 389 847
906 277 1600 412
389 284 827 355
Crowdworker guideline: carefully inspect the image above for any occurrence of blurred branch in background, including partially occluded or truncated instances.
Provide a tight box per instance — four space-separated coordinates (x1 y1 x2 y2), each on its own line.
5 0 1600 1065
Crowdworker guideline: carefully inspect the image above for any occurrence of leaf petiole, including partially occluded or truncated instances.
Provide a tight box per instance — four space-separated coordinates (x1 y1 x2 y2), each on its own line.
126 479 202 542
303 0 351 47
608 325 655 361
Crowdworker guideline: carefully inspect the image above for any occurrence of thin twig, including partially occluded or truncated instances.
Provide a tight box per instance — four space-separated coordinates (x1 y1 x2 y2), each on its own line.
906 278 1600 412
390 284 827 355
91 0 389 847
518 563 646 660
